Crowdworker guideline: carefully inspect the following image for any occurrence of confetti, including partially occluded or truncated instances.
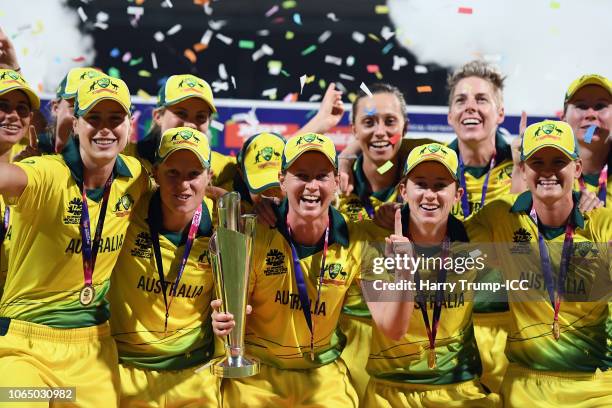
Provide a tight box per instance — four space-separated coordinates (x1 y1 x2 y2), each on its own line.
416 85 432 93
162 0 173 8
72 56 86 62
584 125 597 144
184 49 197 63
252 49 265 62
414 65 428 74
218 64 228 80
550 1 560 8
392 55 408 71
261 44 274 55
285 31 294 40
200 30 213 46
318 79 327 89
346 56 355 66
126 6 143 17
301 44 317 56
335 82 347 93
282 1 297 9
283 93 298 102
318 30 332 44
129 57 143 66
239 40 255 49
210 120 225 131
95 22 109 30
31 21 44 35
209 20 227 30
365 107 377 116
167 24 182 35
262 88 277 99
281 70 290 77
154 31 165 42
324 55 342 66
382 44 394 55
193 43 207 52
151 52 158 69
96 11 109 22
458 7 473 14
309 94 322 102
293 13 302 25
377 161 394 174
268 60 283 76
327 12 339 22
212 81 229 92
366 65 380 73
368 33 381 42
300 75 307 93
108 67 120 78
389 134 401 145
352 31 366 43
77 7 87 22
381 26 395 41
375 72 383 80
231 76 236 89
257 29 270 36
216 33 233 45
265 5 279 17
360 82 373 97
339 73 355 81
375 5 389 14
122 52 132 63
204 2 213 15
110 48 120 58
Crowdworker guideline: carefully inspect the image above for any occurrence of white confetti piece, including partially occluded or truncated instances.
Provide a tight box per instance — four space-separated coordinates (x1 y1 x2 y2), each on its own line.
154 31 165 42
251 49 265 62
201 30 213 46
414 65 428 74
360 82 373 97
167 24 182 36
231 76 236 89
339 73 355 81
210 120 225 131
326 12 339 22
122 52 132 63
346 55 355 66
392 55 408 71
352 31 365 43
218 63 228 80
94 22 108 30
161 0 173 8
126 6 144 17
381 26 395 41
324 55 342 66
262 88 277 99
257 29 270 36
204 2 213 15
77 7 88 22
267 60 282 76
216 33 233 45
266 5 279 17
309 94 322 102
318 30 332 44
300 75 307 94
335 82 347 93
261 44 274 55
212 81 229 92
96 11 109 22
151 52 158 69
209 20 227 31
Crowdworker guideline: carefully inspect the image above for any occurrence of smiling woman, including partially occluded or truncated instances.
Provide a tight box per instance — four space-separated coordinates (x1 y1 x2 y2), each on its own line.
0 73 149 408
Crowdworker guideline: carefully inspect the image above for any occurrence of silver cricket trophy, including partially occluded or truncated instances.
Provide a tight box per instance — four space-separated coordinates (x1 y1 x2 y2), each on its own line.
209 192 260 377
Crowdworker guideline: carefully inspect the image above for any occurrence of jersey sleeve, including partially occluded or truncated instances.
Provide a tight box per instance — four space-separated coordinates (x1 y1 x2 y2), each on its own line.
12 157 61 214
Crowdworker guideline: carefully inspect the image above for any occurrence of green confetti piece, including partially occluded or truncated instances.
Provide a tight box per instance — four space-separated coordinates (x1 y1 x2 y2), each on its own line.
108 67 121 78
377 160 394 175
238 40 255 49
301 44 317 56
550 1 560 8
129 57 143 66
318 79 326 89
285 31 294 40
281 69 290 77
382 43 394 55
282 0 297 9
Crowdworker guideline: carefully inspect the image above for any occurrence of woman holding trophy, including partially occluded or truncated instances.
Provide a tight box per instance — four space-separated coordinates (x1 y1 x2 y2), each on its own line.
109 127 221 407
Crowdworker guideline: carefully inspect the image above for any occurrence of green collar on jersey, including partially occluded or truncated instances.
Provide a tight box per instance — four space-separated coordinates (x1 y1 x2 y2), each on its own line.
448 129 513 178
353 154 398 202
273 198 349 259
510 190 585 233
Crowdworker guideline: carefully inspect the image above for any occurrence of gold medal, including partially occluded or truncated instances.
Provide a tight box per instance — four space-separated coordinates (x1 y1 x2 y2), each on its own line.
428 349 437 369
552 320 560 341
79 285 95 306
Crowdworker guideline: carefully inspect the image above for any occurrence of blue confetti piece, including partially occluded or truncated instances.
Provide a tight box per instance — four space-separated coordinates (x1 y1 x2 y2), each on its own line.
365 107 377 116
157 76 169 87
583 125 597 144
382 43 394 55
293 13 302 25
110 47 120 58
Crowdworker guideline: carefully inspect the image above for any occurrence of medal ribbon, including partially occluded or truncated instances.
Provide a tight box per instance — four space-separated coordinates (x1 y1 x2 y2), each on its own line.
0 206 9 244
413 236 450 367
79 175 113 292
287 222 329 360
458 154 496 218
578 164 608 206
528 208 574 338
148 197 202 332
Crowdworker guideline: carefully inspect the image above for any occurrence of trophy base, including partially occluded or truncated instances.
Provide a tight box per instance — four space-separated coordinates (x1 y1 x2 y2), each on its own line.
211 355 260 378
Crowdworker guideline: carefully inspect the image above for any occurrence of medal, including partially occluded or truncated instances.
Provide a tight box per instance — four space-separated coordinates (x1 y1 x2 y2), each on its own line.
552 320 560 341
428 348 437 369
79 284 95 306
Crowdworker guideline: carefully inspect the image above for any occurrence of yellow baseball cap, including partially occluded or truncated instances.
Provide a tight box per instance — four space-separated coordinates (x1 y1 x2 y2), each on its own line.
521 120 579 161
238 132 286 194
564 74 611 105
0 69 40 110
74 75 131 117
156 126 211 169
403 143 459 180
281 133 337 171
56 67 104 99
157 74 216 112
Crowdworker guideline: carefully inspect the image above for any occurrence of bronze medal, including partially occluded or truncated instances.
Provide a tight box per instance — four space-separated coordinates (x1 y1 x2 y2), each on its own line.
79 285 95 306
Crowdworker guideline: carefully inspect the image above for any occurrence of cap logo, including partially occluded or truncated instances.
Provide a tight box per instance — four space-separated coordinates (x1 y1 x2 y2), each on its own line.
79 70 101 80
89 77 119 93
178 77 204 89
0 71 23 82
534 123 562 140
419 144 448 157
255 146 281 168
296 134 325 147
171 129 201 143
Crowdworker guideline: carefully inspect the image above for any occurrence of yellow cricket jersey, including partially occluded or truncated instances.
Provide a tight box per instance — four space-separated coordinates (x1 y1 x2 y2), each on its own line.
465 191 612 372
110 191 217 371
337 138 434 320
366 205 482 385
574 149 612 207
448 130 514 220
245 200 387 370
0 141 149 328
